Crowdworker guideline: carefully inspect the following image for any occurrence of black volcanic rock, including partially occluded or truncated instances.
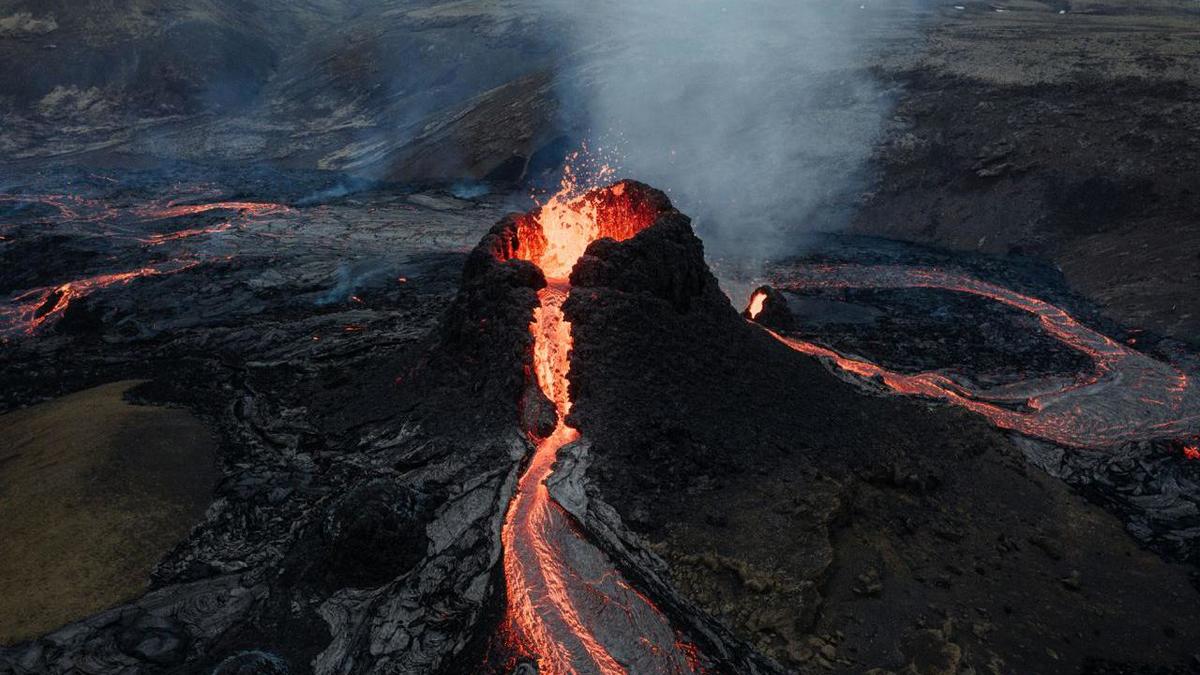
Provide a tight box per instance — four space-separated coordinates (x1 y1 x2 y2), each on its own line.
562 203 1200 672
115 613 190 666
0 193 544 674
3 176 1197 675
411 214 547 439
572 212 719 314
322 480 430 588
212 650 290 675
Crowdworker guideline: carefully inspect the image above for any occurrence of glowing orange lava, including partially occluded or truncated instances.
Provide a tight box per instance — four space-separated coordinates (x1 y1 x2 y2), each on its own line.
1 192 288 246
0 194 117 223
1 260 201 337
139 222 233 245
1 191 289 340
499 176 700 674
747 291 767 319
512 170 659 282
754 264 1200 450
135 201 292 221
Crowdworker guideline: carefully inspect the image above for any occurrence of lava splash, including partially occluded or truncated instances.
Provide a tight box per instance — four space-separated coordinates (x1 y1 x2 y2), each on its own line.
497 178 701 674
749 264 1200 450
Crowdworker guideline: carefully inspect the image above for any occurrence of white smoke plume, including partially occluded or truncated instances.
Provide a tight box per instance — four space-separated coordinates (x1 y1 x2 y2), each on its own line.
542 0 900 259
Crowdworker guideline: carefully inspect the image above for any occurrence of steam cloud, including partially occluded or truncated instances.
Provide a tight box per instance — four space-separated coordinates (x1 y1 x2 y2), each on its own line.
542 0 898 259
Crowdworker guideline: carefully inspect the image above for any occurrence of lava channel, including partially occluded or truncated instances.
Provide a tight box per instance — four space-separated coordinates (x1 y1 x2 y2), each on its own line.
498 176 702 674
133 200 292 221
749 264 1200 450
1 259 201 338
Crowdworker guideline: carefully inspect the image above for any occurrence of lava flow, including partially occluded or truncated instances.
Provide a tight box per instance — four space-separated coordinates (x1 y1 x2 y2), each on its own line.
1 259 201 337
133 200 292 221
749 264 1200 450
0 193 118 223
498 176 700 674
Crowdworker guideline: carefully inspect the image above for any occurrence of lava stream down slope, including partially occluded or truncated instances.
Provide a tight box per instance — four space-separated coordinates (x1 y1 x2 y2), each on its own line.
494 179 703 674
746 266 1199 451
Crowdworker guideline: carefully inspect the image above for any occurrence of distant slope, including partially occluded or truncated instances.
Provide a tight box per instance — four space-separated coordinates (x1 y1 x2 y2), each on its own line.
0 0 558 179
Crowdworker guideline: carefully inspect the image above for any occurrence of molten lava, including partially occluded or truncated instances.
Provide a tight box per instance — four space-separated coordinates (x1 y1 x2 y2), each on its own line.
499 178 700 674
1 260 201 337
512 172 661 282
747 291 767 320
134 200 291 221
753 264 1200 450
0 193 117 223
1 191 293 340
139 222 233 245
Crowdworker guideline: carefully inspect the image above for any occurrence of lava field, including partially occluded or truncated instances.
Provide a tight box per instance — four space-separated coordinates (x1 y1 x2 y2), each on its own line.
3 2 1200 674
1 169 1198 674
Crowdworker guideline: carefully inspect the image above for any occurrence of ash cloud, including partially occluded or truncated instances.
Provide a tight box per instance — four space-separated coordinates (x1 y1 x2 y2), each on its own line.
541 0 901 259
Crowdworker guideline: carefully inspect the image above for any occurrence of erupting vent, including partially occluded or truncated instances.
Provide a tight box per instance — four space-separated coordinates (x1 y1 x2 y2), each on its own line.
511 182 664 281
495 178 702 674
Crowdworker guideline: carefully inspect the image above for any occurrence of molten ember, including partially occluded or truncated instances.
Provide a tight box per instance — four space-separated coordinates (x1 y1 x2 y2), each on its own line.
499 176 701 673
752 264 1200 450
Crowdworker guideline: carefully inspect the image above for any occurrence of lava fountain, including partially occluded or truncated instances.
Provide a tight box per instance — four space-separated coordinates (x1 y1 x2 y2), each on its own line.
497 175 701 674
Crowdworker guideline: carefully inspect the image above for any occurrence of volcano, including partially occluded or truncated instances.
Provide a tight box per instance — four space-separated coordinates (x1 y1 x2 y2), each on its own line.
1 174 1199 675
5 1 1200 671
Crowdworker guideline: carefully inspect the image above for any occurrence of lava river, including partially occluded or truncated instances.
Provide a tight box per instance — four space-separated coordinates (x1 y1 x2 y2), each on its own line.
0 259 202 338
1 192 291 337
750 264 1200 450
499 179 702 674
